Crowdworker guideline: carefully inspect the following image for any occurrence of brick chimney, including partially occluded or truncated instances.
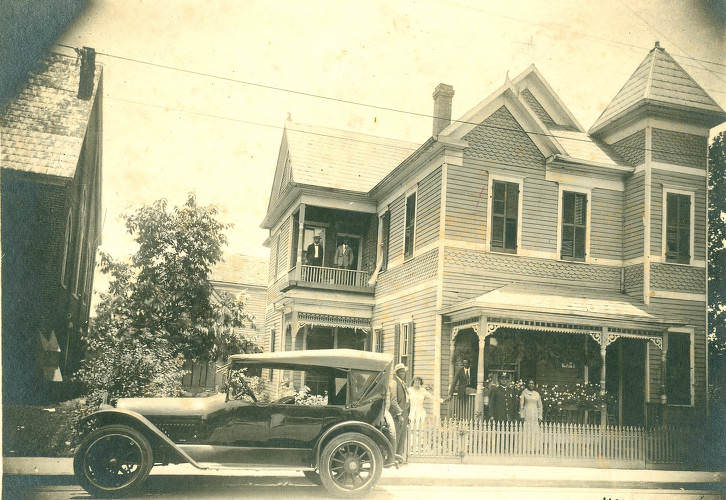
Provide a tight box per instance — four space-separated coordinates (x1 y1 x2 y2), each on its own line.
432 83 454 136
77 47 96 100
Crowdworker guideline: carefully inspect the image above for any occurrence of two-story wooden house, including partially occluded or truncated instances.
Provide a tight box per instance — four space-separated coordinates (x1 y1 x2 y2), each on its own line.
1 49 103 403
262 43 724 427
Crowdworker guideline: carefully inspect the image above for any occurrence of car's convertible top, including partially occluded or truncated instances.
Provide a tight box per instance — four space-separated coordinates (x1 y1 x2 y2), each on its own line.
229 348 393 371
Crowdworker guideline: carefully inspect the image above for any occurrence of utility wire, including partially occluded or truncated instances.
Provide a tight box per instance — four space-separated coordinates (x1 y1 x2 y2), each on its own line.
104 92 710 161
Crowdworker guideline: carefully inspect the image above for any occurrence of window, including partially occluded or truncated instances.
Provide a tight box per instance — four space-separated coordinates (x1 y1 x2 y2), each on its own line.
666 331 692 405
490 181 519 252
61 211 73 287
375 328 384 353
404 192 416 259
73 186 88 296
399 323 410 366
665 192 691 264
380 211 390 272
561 191 588 260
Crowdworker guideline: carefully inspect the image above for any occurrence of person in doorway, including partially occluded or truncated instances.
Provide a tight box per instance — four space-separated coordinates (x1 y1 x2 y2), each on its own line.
408 377 433 428
334 239 354 269
519 379 543 425
389 363 410 460
306 235 323 266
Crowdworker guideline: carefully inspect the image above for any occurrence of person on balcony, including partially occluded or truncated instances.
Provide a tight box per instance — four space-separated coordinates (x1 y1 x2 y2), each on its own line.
306 235 323 266
334 240 354 269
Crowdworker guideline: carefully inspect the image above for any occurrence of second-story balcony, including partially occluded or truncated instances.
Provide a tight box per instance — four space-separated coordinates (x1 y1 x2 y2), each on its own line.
285 265 374 293
279 204 378 295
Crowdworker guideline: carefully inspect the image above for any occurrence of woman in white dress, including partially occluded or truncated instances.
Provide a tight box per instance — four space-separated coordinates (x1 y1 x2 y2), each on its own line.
408 377 434 428
519 379 543 425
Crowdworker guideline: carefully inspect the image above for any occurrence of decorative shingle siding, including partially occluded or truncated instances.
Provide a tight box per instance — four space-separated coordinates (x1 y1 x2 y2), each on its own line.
623 264 644 299
624 171 644 260
372 284 437 414
650 264 705 293
443 247 621 302
652 129 707 169
387 194 405 260
651 171 706 261
520 89 555 125
415 166 441 250
463 106 545 169
376 248 438 297
611 130 645 167
590 188 623 261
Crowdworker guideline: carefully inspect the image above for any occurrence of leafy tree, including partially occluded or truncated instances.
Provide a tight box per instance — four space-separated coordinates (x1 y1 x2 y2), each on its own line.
77 194 260 400
708 132 726 418
708 132 726 357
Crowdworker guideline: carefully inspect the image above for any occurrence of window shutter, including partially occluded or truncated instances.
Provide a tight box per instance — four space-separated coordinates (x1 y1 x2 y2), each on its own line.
407 320 415 382
394 323 400 363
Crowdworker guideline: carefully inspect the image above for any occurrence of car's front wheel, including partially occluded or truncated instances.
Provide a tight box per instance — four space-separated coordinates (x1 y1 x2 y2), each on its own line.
319 432 382 498
73 424 154 497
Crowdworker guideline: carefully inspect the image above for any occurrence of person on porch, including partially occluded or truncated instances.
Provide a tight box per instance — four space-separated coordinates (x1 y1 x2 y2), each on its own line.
446 358 472 418
488 377 506 421
306 235 323 266
389 363 410 460
502 375 519 421
520 379 543 425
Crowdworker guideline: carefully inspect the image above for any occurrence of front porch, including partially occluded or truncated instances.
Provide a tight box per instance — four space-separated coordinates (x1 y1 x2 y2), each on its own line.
442 284 679 428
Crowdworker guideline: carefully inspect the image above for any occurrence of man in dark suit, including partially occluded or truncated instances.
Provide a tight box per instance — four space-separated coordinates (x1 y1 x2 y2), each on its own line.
446 359 472 418
306 235 323 266
488 377 506 421
389 363 410 459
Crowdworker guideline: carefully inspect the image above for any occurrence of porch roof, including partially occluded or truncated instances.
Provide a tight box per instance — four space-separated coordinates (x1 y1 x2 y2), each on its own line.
443 283 670 328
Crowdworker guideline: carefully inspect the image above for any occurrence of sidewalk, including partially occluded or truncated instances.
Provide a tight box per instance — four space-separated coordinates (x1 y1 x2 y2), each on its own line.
4 457 725 490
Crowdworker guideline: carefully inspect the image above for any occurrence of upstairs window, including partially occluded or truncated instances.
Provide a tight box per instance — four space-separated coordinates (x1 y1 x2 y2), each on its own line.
404 192 416 259
561 191 588 261
398 322 411 366
380 211 390 272
490 181 519 253
665 192 691 264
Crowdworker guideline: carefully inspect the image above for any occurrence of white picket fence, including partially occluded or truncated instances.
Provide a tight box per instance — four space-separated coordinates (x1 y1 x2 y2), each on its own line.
408 419 702 466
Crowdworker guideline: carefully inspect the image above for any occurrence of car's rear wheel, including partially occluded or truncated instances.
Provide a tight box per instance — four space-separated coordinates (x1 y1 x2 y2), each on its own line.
74 424 153 497
319 432 382 498
303 470 322 485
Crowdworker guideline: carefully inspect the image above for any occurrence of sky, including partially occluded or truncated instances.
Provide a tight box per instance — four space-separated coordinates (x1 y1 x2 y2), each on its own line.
55 0 726 290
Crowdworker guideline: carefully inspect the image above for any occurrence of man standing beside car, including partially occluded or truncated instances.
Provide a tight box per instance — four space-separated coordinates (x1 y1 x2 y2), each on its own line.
389 363 410 460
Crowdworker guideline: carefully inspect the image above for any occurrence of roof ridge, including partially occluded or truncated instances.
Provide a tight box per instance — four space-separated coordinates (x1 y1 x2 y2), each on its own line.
643 43 659 100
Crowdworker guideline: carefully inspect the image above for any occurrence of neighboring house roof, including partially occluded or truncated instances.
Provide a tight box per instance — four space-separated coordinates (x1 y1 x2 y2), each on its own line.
1 52 102 179
211 254 268 287
589 42 726 135
446 283 662 323
284 120 419 192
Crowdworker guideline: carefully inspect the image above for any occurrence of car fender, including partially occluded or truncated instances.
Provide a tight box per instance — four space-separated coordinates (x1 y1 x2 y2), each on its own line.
79 408 206 469
312 420 395 468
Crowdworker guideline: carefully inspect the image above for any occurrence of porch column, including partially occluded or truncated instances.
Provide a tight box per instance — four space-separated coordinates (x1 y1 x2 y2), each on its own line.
475 316 487 417
661 331 668 405
295 203 306 280
600 327 608 427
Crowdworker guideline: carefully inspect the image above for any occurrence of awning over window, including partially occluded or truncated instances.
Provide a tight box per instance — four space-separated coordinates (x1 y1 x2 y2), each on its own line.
297 312 371 333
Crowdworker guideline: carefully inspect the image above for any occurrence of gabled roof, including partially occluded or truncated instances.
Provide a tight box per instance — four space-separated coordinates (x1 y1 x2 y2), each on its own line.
283 121 418 192
211 254 268 287
590 42 726 135
1 52 102 178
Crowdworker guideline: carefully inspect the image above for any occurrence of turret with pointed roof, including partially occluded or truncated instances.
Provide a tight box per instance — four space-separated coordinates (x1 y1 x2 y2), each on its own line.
589 42 726 137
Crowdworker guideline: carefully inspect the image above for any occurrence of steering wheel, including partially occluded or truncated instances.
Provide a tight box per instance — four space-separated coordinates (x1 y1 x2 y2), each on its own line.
230 385 257 403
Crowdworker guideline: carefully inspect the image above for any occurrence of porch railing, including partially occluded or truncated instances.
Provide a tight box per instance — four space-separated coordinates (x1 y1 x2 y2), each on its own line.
408 419 704 466
299 265 371 288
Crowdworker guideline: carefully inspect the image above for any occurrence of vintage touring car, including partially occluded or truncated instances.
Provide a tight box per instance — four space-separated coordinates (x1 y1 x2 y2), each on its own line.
73 349 400 497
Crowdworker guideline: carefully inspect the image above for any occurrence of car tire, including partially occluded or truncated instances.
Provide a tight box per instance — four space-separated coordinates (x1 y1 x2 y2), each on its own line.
74 424 154 498
319 432 383 498
303 470 322 485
